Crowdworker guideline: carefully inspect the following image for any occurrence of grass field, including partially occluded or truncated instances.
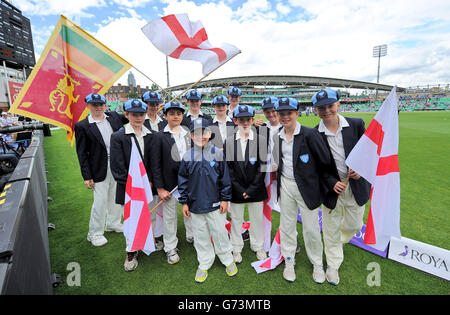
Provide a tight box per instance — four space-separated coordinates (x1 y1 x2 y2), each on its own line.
44 111 450 295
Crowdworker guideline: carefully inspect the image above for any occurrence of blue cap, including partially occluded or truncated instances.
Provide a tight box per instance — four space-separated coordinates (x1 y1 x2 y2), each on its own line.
163 101 185 114
261 97 278 110
212 95 230 105
185 89 202 100
142 91 162 103
233 105 255 118
85 93 106 104
311 88 339 107
189 117 212 133
124 99 147 113
228 86 242 96
275 97 299 111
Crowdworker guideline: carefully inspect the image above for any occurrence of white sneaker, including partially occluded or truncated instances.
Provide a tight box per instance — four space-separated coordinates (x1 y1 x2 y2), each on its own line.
167 248 180 264
233 252 242 264
312 264 325 284
124 252 138 272
195 269 208 283
155 240 164 251
87 235 108 247
283 257 296 282
326 267 340 286
256 250 267 260
186 236 194 244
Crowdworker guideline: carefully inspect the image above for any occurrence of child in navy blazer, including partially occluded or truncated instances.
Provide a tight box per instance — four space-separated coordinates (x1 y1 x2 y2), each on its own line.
74 93 125 248
272 97 336 283
312 88 371 286
224 105 268 263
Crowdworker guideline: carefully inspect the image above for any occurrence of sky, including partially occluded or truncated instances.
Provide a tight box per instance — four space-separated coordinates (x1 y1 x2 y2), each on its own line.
10 0 450 91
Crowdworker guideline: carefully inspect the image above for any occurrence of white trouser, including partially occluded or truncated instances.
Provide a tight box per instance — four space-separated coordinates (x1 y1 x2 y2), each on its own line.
88 163 122 238
279 175 323 266
124 195 159 252
162 196 192 252
322 185 365 269
230 201 264 253
191 210 234 270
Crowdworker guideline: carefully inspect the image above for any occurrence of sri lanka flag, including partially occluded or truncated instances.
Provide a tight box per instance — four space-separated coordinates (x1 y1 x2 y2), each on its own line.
9 15 131 142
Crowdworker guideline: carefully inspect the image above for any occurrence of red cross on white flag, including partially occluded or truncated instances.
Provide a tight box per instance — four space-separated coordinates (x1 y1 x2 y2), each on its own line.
346 86 401 251
142 13 240 75
123 137 155 255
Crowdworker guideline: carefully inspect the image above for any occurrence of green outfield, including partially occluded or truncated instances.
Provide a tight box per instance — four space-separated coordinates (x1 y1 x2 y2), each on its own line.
45 111 450 295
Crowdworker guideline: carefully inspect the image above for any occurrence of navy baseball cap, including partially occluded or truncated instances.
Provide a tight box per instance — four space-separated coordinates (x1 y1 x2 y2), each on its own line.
163 100 185 114
142 91 162 103
233 105 255 118
185 89 202 100
124 99 147 113
189 117 212 133
212 95 230 105
85 93 106 104
261 97 278 110
311 88 339 107
275 97 299 111
228 86 242 96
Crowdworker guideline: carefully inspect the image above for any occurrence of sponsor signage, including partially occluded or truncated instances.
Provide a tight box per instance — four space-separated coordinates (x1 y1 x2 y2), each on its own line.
388 236 450 281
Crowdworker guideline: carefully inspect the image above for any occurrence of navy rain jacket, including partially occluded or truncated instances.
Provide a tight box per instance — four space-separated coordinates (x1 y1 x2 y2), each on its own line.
178 142 232 214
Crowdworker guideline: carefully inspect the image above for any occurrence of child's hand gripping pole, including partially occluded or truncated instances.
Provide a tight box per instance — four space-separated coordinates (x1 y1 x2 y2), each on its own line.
329 175 350 214
149 186 178 214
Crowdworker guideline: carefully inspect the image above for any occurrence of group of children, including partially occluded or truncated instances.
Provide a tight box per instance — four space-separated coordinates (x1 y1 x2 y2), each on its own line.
74 86 370 285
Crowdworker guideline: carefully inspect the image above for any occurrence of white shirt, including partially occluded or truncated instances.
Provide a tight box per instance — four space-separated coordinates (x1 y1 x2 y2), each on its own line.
213 115 233 141
186 110 204 121
235 129 254 161
318 114 349 180
88 114 113 155
279 121 301 179
264 121 282 151
145 114 163 131
124 123 152 154
164 124 188 159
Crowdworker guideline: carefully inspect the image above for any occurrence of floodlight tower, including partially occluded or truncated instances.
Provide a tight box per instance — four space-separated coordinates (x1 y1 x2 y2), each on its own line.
373 44 387 101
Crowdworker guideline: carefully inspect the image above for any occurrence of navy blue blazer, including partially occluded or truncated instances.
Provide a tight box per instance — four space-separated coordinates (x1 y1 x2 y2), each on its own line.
74 111 126 182
272 124 336 210
224 129 268 203
315 117 371 209
209 119 236 149
110 127 157 205
150 126 192 192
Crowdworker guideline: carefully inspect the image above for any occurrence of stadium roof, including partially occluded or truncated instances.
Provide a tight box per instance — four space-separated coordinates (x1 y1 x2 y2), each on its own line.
165 75 406 93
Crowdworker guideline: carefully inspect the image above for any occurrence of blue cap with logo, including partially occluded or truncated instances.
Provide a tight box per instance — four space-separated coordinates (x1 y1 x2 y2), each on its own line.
261 96 279 110
142 91 162 103
163 100 185 114
185 89 202 100
189 117 212 133
233 105 255 118
275 97 299 111
228 86 242 96
124 99 147 113
311 88 339 107
85 93 106 104
212 95 230 105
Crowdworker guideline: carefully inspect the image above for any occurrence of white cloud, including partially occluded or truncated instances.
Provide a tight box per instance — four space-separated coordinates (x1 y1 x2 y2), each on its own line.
276 3 292 15
14 0 106 18
74 0 450 88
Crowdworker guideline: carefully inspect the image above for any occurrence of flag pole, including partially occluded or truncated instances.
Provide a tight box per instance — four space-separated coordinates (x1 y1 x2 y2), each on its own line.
149 186 178 214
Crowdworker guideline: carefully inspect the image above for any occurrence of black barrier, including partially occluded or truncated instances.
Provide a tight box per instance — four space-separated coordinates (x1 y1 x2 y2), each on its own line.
0 131 53 295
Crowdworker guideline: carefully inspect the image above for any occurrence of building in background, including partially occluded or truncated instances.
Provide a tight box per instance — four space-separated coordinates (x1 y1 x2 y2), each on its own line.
0 0 35 111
